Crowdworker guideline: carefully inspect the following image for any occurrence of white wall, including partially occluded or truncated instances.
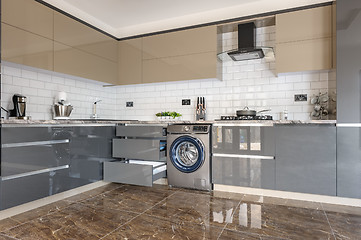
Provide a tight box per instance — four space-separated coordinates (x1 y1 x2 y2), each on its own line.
115 26 336 121
1 26 336 121
1 62 117 120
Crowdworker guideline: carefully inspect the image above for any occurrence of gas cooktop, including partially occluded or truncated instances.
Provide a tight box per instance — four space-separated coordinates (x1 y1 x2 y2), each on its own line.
217 115 273 121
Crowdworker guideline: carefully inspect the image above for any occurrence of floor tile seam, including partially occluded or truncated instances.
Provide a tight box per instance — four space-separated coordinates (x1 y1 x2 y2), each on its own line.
0 232 20 240
320 202 337 240
98 190 179 240
216 200 242 240
4 218 38 233
3 218 23 231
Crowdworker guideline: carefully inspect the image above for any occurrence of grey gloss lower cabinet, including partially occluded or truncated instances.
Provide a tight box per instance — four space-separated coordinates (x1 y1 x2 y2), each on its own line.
212 156 275 189
274 125 336 196
0 125 116 210
70 126 116 182
107 124 167 186
336 127 361 198
0 126 73 210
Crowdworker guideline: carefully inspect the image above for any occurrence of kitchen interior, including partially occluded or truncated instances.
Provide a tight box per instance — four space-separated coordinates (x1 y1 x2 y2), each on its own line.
0 0 360 239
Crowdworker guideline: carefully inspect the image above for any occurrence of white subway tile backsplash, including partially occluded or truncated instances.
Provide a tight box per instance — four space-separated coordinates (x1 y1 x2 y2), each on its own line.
2 75 13 85
29 80 45 89
22 69 37 80
4 66 21 77
13 77 30 87
294 82 311 90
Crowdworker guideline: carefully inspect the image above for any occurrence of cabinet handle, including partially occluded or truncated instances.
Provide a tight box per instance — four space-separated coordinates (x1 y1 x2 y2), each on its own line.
2 139 70 148
212 153 275 160
1 165 70 181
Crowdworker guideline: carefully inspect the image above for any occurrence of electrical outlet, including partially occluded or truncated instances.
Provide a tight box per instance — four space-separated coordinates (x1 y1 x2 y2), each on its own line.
294 94 307 102
182 99 191 105
126 101 133 107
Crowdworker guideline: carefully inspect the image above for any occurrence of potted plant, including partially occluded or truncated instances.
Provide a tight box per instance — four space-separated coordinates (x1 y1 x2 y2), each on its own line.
170 111 182 120
155 111 182 121
155 112 162 120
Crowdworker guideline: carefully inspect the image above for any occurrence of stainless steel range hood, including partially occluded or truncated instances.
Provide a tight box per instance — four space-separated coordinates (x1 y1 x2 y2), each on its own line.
217 18 275 62
227 23 265 61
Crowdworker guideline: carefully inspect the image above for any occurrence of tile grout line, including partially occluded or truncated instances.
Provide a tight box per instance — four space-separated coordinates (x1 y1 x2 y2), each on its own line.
99 189 180 239
320 202 337 240
216 194 245 240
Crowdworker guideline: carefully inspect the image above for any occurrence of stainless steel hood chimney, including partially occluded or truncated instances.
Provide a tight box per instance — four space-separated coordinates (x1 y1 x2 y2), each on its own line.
217 19 275 62
227 23 265 61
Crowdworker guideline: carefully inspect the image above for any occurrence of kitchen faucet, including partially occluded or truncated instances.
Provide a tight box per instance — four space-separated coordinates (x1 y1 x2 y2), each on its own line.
91 99 102 118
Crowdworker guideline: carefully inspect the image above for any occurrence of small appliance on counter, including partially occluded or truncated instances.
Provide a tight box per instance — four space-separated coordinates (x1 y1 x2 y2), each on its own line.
53 91 73 119
9 94 31 120
196 97 206 121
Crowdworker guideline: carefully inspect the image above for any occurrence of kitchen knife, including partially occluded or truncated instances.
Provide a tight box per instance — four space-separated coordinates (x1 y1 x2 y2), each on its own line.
203 97 206 109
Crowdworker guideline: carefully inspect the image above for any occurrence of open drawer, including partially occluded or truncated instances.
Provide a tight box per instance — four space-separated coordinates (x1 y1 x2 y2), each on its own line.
103 160 166 187
112 139 166 161
116 125 166 138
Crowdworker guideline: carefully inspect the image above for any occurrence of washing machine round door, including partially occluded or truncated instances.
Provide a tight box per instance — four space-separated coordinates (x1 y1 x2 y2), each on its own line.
170 136 205 173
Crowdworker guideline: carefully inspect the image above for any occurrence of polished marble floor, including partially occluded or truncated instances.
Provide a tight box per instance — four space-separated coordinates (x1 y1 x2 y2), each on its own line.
0 183 360 240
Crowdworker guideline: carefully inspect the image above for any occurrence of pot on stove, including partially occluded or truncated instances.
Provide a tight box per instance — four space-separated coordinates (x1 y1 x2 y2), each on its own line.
236 107 271 117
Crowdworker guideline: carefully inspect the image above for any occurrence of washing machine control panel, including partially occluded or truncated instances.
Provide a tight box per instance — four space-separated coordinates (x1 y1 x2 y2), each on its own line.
183 126 191 132
192 125 209 133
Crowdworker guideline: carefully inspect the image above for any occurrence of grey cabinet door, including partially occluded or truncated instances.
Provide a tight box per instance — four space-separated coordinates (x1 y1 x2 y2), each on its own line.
212 126 275 156
337 0 361 123
275 125 336 196
212 156 275 190
337 127 361 198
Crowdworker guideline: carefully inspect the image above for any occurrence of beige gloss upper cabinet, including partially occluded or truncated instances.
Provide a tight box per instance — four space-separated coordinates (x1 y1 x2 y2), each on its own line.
54 12 118 63
1 0 53 39
54 42 117 85
141 25 217 83
276 6 333 73
118 39 142 85
142 52 216 83
1 23 53 71
142 26 217 60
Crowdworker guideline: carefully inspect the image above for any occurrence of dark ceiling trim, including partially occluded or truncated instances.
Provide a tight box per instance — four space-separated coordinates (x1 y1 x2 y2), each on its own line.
35 0 333 41
34 0 118 40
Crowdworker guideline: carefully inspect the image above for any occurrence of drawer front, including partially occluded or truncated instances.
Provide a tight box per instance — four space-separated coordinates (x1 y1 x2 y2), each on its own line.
1 127 72 144
212 155 275 190
103 161 166 187
1 143 70 177
0 168 70 210
112 139 165 161
212 126 275 156
116 125 165 138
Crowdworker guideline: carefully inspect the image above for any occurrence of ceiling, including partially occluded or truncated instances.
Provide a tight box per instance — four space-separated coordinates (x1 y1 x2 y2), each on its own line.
42 0 332 39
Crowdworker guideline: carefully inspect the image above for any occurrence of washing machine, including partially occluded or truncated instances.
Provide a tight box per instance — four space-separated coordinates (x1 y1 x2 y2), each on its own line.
167 124 212 191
